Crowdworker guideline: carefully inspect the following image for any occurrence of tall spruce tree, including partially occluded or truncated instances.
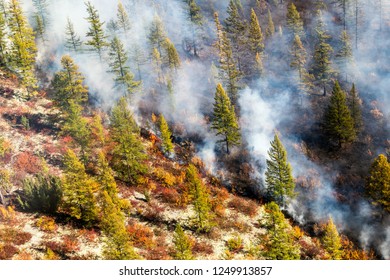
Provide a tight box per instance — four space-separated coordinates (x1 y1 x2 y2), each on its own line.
172 224 194 260
85 1 109 59
159 114 174 155
366 154 390 212
163 38 181 72
148 15 167 54
265 134 296 208
108 36 140 96
336 30 353 81
110 97 147 183
61 149 98 226
211 84 241 154
265 8 275 38
348 83 362 131
286 2 304 36
321 217 343 260
65 18 83 52
324 81 356 147
185 0 203 57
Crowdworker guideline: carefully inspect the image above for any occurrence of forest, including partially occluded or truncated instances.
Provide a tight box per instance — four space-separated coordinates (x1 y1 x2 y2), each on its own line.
0 0 389 260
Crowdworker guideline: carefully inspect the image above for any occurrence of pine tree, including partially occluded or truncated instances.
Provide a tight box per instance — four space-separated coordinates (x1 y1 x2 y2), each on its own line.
65 18 82 52
265 8 275 38
108 36 140 96
152 47 164 83
366 154 390 212
148 15 167 54
85 1 109 59
286 3 304 36
33 13 46 43
324 81 356 147
185 0 203 57
211 84 241 154
348 83 362 131
262 202 300 260
110 97 147 183
51 55 88 112
116 1 131 36
290 34 306 80
312 11 334 96
321 217 343 260
214 13 240 106
186 164 212 232
172 224 194 260
32 0 49 29
247 9 264 55
159 114 174 155
100 191 139 260
336 30 353 80
163 38 181 71
8 0 38 93
130 43 148 81
265 134 296 208
61 149 98 226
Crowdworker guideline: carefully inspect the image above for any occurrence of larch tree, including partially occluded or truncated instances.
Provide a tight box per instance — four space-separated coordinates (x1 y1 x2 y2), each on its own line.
266 8 275 38
85 1 109 60
261 202 300 260
366 154 390 212
96 152 119 205
172 224 194 260
8 0 38 94
286 2 304 36
130 43 148 81
163 38 181 72
324 81 356 147
0 11 7 65
185 0 203 57
246 9 264 78
110 97 147 184
265 134 296 208
186 164 213 232
116 1 131 36
348 83 362 131
65 18 83 52
336 0 350 30
321 217 343 260
211 83 241 155
159 114 174 155
51 55 88 112
148 14 167 54
33 13 46 43
108 36 140 96
312 10 334 96
336 30 353 81
0 0 7 19
61 149 98 226
290 34 306 80
32 0 49 28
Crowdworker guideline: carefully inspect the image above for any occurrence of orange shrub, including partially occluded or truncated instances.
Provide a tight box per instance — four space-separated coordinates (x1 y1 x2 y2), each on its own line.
62 235 79 253
227 196 258 217
14 152 42 174
127 222 155 249
0 244 18 260
159 188 180 206
0 228 32 245
193 240 214 256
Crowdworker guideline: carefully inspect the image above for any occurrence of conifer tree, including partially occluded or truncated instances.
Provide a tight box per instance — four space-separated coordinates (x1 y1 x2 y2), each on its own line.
286 3 304 36
172 224 194 260
61 149 98 226
324 81 356 147
312 11 334 96
0 0 7 20
65 18 83 52
266 8 275 38
163 38 181 71
366 154 390 212
290 34 306 80
186 164 212 232
32 0 49 29
336 30 353 80
0 11 7 65
321 217 343 260
148 15 167 54
262 202 300 260
100 191 138 260
85 1 109 59
90 113 106 148
51 55 88 112
152 47 164 83
33 13 46 43
348 83 362 131
247 9 264 55
110 97 147 183
214 13 240 106
108 36 140 96
130 43 148 81
116 1 131 36
159 114 174 155
265 134 296 208
185 0 203 57
211 84 241 154
96 152 120 209
8 0 38 93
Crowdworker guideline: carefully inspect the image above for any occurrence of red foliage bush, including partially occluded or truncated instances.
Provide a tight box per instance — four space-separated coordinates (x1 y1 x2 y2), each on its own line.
0 244 18 260
142 202 165 222
159 188 180 206
193 240 214 256
0 228 32 245
227 196 258 217
127 222 155 249
14 152 42 174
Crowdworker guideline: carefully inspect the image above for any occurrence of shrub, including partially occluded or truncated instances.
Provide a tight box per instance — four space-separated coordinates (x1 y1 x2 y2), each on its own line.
62 235 79 253
0 228 32 245
193 240 214 256
226 234 244 253
14 152 42 174
36 216 57 232
159 188 180 206
0 244 18 260
227 196 258 217
153 167 176 187
127 222 155 249
18 174 62 214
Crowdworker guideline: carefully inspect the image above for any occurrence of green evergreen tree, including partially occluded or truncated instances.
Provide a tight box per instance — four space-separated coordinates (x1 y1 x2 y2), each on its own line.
211 83 241 154
186 0 203 57
152 47 164 83
85 1 109 60
312 10 334 96
51 55 88 112
32 0 49 29
96 152 119 205
366 154 390 212
286 2 304 36
148 15 167 54
0 11 7 65
290 34 306 80
186 164 213 232
116 1 131 36
110 97 147 183
261 202 300 260
61 149 98 226
172 224 194 260
0 0 7 20
159 114 174 155
108 36 140 96
324 81 356 147
33 13 46 43
8 0 38 93
265 8 275 38
65 18 83 52
336 30 353 80
130 43 147 81
348 83 362 131
163 38 181 71
265 134 296 208
321 217 343 260
247 9 264 55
